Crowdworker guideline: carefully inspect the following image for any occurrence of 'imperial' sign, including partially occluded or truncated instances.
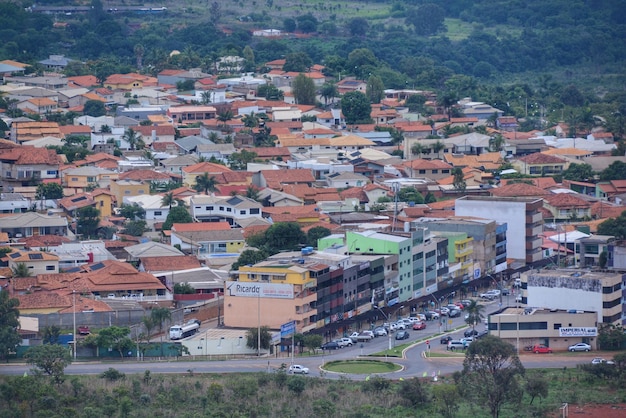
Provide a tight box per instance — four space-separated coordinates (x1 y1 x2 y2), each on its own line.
226 281 293 299
559 327 597 337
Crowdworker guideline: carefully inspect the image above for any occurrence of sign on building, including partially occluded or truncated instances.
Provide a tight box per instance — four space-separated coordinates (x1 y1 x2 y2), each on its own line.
226 281 294 299
559 327 597 337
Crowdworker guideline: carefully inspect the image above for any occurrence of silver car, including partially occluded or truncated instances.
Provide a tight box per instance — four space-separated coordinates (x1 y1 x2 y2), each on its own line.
568 343 591 352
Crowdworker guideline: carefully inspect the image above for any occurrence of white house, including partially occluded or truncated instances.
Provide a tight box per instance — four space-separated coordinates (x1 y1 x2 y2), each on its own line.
123 194 171 221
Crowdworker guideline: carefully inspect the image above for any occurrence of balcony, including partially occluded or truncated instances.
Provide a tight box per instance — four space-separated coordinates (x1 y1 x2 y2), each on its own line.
526 212 542 224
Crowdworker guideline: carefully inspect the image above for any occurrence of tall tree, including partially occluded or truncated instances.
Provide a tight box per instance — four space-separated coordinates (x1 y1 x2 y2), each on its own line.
150 307 171 357
92 326 134 359
320 83 338 107
406 3 446 36
597 210 626 240
341 91 372 124
194 173 218 195
292 73 316 105
76 206 101 239
464 300 485 334
245 326 272 351
460 335 525 418
411 142 425 159
283 52 313 73
83 100 106 117
0 290 20 361
366 74 385 104
562 163 594 181
161 192 175 210
162 206 193 230
452 167 466 191
11 263 31 278
432 140 445 159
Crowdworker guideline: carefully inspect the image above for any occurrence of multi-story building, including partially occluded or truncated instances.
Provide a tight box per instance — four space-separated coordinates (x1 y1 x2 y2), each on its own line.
488 307 598 352
519 269 625 326
189 195 263 226
409 228 449 297
578 235 616 268
455 196 543 266
226 259 319 333
607 240 626 270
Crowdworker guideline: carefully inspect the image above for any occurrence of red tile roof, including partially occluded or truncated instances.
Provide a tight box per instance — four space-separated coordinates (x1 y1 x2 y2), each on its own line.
517 152 566 164
490 183 549 198
544 193 591 208
260 169 315 185
172 222 231 232
119 169 172 181
184 162 232 174
0 147 61 165
140 255 202 272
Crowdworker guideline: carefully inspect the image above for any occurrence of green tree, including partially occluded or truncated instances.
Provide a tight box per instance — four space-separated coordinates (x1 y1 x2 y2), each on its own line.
464 299 485 334
245 326 272 352
397 187 424 204
173 282 196 294
242 45 255 71
461 335 525 418
92 326 134 359
341 91 372 124
76 206 100 239
119 203 146 220
232 249 268 270
122 128 141 151
411 142 425 159
366 74 385 104
432 140 445 159
83 100 106 117
161 192 175 210
283 51 312 73
452 167 467 191
597 210 626 240
320 83 338 107
563 163 594 181
597 323 626 350
0 290 20 361
194 173 218 195
123 220 147 237
432 384 460 418
488 134 505 152
229 149 258 170
257 84 284 101
150 307 171 357
425 192 437 203
348 17 369 37
42 325 61 345
600 161 626 181
292 74 316 105
306 226 331 248
302 334 323 354
25 344 71 384
263 222 307 255
11 262 32 278
162 206 193 230
398 377 430 407
405 94 427 113
406 3 445 36
525 373 549 405
35 183 64 200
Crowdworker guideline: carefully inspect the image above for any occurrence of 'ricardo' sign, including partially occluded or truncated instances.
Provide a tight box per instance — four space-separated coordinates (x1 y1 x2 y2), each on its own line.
226 281 294 299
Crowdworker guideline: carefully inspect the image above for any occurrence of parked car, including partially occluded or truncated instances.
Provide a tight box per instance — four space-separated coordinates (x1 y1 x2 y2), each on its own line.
394 321 407 330
568 343 591 352
532 344 553 354
439 307 450 316
410 313 427 321
591 357 615 365
464 329 479 338
515 294 523 303
440 335 453 345
383 322 398 332
334 338 353 348
460 299 473 308
288 364 309 374
412 321 426 330
373 327 388 337
480 290 500 300
501 288 511 296
448 309 461 318
348 332 361 343
321 341 340 350
447 340 466 351
425 311 440 320
476 330 489 339
395 330 410 340
460 337 473 346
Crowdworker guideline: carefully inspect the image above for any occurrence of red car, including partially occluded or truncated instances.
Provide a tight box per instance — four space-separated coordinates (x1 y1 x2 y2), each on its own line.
412 321 427 330
532 344 553 354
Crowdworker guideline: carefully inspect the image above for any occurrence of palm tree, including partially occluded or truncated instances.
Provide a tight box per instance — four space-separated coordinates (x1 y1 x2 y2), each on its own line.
200 90 212 105
246 185 260 201
161 192 175 209
320 83 338 106
489 134 505 152
194 173 218 195
411 142 425 159
464 299 485 334
122 128 141 151
11 262 31 278
432 140 445 159
242 112 259 128
150 307 171 357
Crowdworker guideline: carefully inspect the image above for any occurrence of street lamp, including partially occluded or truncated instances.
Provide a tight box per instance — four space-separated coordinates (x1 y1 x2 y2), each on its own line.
374 306 393 350
72 290 77 360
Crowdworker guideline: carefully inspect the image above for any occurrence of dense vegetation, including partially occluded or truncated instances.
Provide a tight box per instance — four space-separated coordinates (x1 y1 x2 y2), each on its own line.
1 1 624 139
1 362 625 418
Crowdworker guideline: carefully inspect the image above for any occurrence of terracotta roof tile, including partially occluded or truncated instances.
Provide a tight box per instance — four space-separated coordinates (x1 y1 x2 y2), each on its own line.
544 193 591 208
490 183 549 197
517 152 566 164
140 255 202 272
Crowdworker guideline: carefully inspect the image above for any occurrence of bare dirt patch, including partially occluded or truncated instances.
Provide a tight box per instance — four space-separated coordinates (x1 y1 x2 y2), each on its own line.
549 403 626 417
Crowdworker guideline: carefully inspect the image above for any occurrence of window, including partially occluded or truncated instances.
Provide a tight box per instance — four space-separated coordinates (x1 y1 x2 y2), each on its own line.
71 177 78 181
250 208 260 215
154 211 162 216
554 323 561 330
46 265 55 271
219 206 224 211
226 207 232 212
206 206 214 211
519 322 547 330
432 170 438 174
124 191 131 195
47 170 57 176
240 210 246 215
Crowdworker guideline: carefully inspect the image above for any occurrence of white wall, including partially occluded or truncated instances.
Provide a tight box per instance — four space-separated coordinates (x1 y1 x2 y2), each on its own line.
528 286 602 323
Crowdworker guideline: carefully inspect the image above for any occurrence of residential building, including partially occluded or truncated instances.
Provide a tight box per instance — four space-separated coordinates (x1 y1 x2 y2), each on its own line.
58 193 98 217
0 212 69 239
512 152 567 176
0 147 61 189
488 307 598 352
5 249 59 275
110 180 148 207
0 193 30 213
182 162 232 188
123 194 171 221
48 240 116 270
62 166 118 189
456 196 543 266
167 105 217 124
607 240 626 271
578 235 616 268
401 159 453 180
519 269 625 326
170 227 245 256
543 193 592 221
190 195 263 226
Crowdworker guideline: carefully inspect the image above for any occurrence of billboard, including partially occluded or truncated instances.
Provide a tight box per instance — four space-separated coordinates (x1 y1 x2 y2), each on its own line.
226 281 294 299
559 327 597 337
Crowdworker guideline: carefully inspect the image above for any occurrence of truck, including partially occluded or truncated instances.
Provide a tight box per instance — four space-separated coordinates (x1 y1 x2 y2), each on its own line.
169 322 200 340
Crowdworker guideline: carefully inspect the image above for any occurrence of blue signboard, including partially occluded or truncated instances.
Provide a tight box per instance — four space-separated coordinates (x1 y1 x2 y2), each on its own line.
280 320 296 338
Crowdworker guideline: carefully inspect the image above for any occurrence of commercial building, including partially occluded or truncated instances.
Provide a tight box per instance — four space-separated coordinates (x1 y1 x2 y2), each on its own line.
455 196 543 265
519 269 625 326
488 307 598 352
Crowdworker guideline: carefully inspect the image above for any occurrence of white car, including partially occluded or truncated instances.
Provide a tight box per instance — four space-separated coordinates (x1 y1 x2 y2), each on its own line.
289 364 309 374
568 343 591 352
383 322 398 332
394 321 407 330
591 357 615 365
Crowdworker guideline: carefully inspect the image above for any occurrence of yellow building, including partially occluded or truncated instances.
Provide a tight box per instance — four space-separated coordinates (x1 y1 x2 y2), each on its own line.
62 166 118 189
91 189 115 218
224 260 319 333
109 180 149 207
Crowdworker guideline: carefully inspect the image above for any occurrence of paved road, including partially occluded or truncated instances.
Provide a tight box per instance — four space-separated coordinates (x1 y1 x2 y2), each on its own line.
0 300 598 379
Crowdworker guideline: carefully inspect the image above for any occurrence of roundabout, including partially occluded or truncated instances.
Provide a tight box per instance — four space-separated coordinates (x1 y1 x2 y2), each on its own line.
321 359 402 374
